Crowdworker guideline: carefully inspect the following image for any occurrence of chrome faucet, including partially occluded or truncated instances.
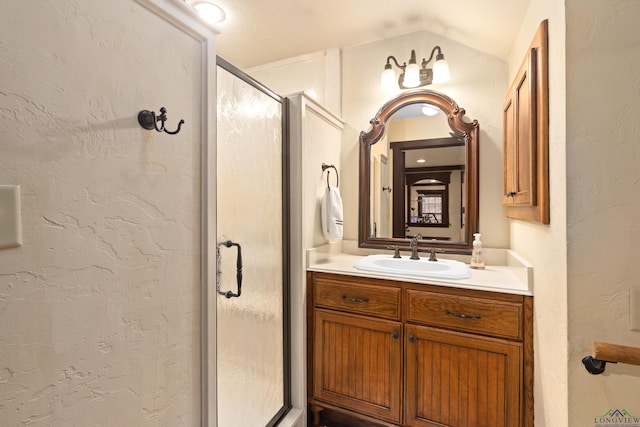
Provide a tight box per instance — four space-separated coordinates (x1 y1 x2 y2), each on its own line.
409 234 421 260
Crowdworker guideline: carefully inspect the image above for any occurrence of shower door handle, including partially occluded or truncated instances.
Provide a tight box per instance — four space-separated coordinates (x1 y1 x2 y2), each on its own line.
216 240 243 298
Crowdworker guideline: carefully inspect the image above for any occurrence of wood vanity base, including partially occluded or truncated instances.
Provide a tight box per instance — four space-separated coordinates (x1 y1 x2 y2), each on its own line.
309 404 323 427
309 401 398 427
306 271 534 427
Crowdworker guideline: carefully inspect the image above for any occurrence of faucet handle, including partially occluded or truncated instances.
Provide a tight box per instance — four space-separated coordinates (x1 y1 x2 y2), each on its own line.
427 247 440 262
387 246 402 258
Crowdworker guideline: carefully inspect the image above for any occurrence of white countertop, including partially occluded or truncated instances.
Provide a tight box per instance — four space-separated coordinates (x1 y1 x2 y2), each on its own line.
306 241 533 296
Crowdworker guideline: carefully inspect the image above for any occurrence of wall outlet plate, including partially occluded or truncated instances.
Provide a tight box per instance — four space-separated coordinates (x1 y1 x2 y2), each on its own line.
0 185 22 249
631 287 640 332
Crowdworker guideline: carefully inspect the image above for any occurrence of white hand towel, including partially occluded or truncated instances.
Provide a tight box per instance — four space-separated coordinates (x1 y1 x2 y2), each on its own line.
321 186 343 242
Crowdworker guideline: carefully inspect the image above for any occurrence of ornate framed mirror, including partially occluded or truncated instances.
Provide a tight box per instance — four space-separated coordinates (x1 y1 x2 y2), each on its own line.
359 89 479 253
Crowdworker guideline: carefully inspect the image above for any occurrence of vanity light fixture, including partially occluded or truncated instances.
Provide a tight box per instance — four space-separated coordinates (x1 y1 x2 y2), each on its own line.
186 0 227 25
381 46 450 92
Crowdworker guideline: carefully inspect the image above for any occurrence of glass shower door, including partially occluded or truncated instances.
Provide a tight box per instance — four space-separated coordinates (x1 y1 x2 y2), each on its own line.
215 58 289 426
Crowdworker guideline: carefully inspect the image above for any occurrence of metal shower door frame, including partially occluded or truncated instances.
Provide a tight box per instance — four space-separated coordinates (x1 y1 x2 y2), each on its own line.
214 55 291 427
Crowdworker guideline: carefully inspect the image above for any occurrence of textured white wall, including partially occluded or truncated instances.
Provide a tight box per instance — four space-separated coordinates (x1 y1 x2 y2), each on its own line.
565 0 640 425
0 1 207 425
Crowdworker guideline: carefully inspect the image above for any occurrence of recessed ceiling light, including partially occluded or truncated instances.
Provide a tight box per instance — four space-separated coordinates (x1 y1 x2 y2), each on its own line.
421 104 439 116
416 159 426 163
187 0 226 25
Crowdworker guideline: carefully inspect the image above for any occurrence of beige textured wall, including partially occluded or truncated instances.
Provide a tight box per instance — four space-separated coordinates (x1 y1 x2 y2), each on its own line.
507 1 569 425
247 48 342 115
0 1 207 425
565 0 640 425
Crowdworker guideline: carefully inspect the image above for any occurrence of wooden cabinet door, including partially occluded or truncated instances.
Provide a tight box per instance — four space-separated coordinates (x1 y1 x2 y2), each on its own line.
502 19 549 224
405 325 522 427
313 309 403 424
503 47 537 207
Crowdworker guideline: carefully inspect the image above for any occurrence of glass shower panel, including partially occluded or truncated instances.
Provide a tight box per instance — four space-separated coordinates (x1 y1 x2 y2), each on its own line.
216 64 285 426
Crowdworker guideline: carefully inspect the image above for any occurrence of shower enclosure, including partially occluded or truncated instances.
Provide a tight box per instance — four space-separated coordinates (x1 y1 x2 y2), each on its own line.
214 57 290 426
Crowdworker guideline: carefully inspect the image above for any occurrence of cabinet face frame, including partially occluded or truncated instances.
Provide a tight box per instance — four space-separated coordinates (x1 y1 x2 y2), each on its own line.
503 19 549 224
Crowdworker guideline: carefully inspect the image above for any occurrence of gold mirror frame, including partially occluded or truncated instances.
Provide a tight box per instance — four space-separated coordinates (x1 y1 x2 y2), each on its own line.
358 89 479 253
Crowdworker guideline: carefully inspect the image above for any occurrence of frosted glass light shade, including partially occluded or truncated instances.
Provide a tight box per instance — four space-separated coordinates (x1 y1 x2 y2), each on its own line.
432 59 450 84
403 63 420 88
187 0 226 24
381 67 397 91
421 105 439 116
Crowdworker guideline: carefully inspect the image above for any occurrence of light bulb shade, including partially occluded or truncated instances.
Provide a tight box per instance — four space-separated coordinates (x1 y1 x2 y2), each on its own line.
421 104 439 116
403 63 420 88
188 0 226 24
432 59 450 84
381 67 397 92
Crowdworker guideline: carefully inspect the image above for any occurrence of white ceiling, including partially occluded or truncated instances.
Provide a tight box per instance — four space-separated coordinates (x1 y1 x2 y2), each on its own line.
212 0 532 69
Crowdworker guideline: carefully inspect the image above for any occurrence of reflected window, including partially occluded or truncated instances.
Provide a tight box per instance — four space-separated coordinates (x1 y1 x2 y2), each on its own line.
408 176 449 227
418 190 446 224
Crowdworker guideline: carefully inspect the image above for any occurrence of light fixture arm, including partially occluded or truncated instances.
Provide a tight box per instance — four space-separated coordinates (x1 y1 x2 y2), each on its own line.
385 55 406 71
420 46 443 68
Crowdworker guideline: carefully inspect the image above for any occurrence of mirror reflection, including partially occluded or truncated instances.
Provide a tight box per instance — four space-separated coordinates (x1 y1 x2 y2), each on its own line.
359 90 479 252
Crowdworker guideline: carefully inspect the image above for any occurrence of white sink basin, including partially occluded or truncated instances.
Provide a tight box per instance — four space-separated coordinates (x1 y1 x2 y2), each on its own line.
354 254 471 280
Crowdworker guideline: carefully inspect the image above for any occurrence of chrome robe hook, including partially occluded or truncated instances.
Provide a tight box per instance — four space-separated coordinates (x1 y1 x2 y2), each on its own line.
137 107 184 135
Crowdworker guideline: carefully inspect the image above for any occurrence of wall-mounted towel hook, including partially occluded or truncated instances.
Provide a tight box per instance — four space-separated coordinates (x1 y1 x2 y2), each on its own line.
321 163 339 188
138 107 184 135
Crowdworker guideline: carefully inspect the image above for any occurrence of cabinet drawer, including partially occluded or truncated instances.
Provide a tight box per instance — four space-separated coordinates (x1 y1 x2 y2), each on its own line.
314 279 400 320
406 290 522 340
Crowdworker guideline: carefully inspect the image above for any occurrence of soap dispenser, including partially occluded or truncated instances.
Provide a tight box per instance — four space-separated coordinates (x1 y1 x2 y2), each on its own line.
470 233 485 270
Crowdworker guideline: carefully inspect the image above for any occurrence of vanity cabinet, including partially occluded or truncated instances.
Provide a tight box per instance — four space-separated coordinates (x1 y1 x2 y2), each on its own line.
502 19 549 224
307 271 533 427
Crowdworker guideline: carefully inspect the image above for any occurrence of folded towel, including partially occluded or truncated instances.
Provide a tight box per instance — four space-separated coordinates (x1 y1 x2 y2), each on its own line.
321 186 343 242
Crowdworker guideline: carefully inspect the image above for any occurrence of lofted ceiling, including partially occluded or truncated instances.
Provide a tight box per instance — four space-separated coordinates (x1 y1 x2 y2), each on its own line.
212 0 532 69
